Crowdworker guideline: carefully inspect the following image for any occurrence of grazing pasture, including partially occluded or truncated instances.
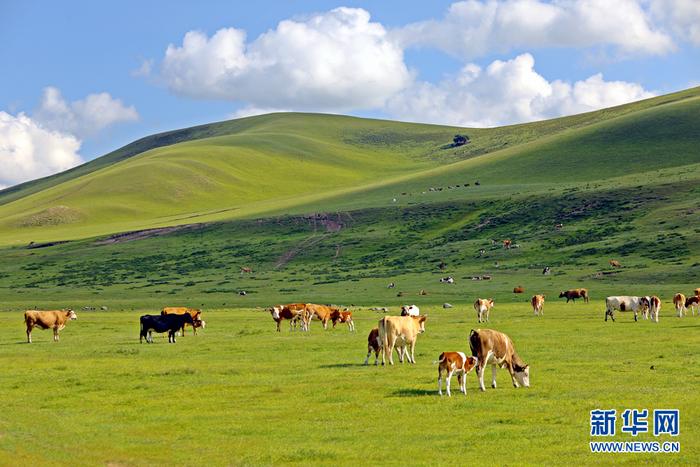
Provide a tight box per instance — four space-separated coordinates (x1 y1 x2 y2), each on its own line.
0 304 697 465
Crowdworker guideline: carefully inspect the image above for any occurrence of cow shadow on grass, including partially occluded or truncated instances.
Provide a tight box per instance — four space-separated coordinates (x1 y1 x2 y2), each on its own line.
391 388 435 397
318 363 367 368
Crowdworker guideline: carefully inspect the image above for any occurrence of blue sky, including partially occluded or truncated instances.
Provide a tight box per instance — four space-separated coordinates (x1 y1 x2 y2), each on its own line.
0 0 698 188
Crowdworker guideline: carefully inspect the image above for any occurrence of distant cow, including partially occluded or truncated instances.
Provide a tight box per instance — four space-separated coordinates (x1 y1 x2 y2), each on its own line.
330 309 354 331
387 282 395 289
502 239 512 249
161 307 203 335
24 309 77 343
694 288 700 297
609 259 622 268
436 351 478 397
378 315 427 365
469 328 530 391
559 288 589 303
474 298 494 323
641 296 661 322
604 296 646 322
513 286 525 294
673 293 686 317
140 313 194 343
542 266 551 275
439 276 454 284
531 295 545 316
270 303 306 332
685 295 700 316
240 267 252 274
400 305 420 317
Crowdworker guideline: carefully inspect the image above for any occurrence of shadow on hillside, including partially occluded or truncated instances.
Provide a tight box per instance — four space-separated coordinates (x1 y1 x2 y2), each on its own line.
390 388 435 397
318 363 366 368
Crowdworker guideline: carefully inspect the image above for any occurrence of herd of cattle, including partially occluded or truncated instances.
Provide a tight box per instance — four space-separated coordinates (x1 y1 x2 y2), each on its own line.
19 286 699 397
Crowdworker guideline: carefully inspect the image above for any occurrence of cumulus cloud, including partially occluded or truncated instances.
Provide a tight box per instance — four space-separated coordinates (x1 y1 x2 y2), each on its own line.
387 53 654 127
394 0 674 59
0 111 82 189
649 0 700 45
34 86 139 138
160 7 411 111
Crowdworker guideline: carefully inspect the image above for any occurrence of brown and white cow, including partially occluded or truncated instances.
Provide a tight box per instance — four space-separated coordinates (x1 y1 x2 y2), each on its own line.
673 293 686 318
531 295 545 316
469 328 530 391
604 296 648 322
378 315 427 365
161 307 203 335
330 309 354 331
270 303 306 332
641 296 661 322
24 309 77 343
559 288 589 303
436 351 478 397
684 295 699 317
474 298 494 323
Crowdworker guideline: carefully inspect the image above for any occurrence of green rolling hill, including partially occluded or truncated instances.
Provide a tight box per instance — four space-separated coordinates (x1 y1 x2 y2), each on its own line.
0 87 699 308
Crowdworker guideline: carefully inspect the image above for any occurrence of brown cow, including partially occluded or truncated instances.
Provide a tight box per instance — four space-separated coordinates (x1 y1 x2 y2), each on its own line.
502 239 512 249
609 259 622 268
304 303 334 330
685 295 700 316
24 309 77 343
531 295 545 316
330 309 354 331
469 328 530 391
378 315 427 365
161 307 203 335
436 351 478 397
513 286 525 294
474 298 494 323
673 293 686 317
559 288 589 303
694 288 700 297
270 303 306 332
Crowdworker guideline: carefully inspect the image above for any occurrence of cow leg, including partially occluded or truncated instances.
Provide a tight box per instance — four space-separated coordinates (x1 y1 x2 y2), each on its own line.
446 369 453 397
409 340 416 364
491 365 498 388
486 309 490 322
364 346 371 365
438 368 443 396
374 348 380 366
53 327 59 342
26 326 32 344
634 310 638 322
276 320 281 332
477 363 486 392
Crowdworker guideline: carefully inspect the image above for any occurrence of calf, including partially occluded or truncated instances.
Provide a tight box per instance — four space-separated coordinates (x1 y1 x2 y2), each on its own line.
140 313 194 343
604 296 645 322
378 315 427 365
24 309 77 343
330 309 354 331
364 327 408 365
436 352 478 397
473 298 494 323
673 293 686 318
684 295 699 317
641 296 661 322
270 303 306 332
559 288 589 303
469 328 530 391
400 305 420 317
531 295 545 316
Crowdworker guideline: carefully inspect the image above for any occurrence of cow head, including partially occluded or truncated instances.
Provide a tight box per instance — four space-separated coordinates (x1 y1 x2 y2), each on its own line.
465 356 478 373
65 309 77 320
270 306 281 320
558 291 566 298
416 315 427 333
514 363 530 388
488 299 495 308
194 319 206 329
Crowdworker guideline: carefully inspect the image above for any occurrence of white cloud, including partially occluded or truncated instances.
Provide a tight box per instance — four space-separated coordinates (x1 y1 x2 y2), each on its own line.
34 86 139 138
160 7 411 111
131 59 153 78
394 0 675 59
0 111 82 189
387 53 654 127
649 0 700 45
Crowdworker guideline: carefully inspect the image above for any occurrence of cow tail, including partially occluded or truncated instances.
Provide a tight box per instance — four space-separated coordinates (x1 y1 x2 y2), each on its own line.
379 317 389 352
433 352 446 365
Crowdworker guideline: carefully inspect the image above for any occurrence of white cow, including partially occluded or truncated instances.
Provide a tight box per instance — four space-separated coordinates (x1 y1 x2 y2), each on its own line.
604 296 646 322
400 305 420 316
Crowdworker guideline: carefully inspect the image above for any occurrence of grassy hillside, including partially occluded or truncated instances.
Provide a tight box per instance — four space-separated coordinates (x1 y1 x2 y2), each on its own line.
1 87 698 246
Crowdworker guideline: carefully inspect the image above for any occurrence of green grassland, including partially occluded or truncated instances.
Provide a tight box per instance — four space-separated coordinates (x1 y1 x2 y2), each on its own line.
0 305 697 465
0 88 699 465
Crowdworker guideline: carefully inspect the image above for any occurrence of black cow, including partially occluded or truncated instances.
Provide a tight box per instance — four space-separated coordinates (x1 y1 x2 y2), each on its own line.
140 313 194 343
